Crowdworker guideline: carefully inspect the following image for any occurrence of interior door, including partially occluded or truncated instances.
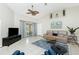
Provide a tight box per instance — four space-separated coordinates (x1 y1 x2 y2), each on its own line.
0 20 2 47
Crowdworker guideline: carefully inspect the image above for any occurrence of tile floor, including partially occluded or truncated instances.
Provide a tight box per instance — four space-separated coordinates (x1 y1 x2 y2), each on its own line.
0 36 45 55
0 36 79 55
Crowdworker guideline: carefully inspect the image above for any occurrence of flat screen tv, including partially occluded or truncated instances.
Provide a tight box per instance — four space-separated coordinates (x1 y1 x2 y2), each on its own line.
8 28 19 37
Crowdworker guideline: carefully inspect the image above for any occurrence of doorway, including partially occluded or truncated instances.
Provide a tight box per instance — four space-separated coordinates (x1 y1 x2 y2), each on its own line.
0 20 2 47
20 20 37 38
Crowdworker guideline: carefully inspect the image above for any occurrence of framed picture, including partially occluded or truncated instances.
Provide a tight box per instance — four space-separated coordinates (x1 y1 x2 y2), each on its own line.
51 20 62 29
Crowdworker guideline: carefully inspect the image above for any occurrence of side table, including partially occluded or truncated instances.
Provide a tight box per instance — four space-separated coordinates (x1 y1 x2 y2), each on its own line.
68 35 77 43
68 35 79 46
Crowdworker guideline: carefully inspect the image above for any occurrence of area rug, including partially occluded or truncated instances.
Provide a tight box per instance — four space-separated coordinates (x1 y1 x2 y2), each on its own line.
32 40 51 49
32 39 69 54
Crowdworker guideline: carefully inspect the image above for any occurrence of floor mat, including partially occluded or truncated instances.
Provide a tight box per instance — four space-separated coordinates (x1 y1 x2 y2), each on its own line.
32 40 51 49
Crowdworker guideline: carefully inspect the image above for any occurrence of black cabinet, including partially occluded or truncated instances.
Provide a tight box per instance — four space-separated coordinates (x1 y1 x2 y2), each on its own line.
2 35 21 46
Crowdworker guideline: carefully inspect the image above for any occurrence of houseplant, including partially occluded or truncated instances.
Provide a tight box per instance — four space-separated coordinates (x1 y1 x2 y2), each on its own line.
67 26 79 35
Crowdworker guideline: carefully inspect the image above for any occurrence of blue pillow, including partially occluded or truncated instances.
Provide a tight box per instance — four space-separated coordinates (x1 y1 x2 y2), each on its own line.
44 51 51 55
44 48 56 55
20 52 25 55
12 50 20 55
48 48 56 55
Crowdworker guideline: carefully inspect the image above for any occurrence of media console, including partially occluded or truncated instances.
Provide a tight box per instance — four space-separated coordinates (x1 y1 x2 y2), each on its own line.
2 35 21 46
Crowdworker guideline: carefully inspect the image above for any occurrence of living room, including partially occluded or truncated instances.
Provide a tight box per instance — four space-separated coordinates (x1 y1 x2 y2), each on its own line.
0 3 79 55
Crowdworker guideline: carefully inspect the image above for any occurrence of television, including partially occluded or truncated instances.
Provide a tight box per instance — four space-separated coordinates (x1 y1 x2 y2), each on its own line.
8 28 19 37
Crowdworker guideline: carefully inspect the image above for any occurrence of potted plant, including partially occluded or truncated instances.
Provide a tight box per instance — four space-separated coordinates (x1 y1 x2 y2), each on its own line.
67 26 79 35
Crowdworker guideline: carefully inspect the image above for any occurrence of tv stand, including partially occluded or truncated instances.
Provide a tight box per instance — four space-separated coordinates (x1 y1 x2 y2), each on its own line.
2 35 21 46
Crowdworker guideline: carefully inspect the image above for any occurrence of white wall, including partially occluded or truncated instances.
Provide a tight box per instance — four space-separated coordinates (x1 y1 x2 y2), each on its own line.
14 6 79 36
14 14 44 35
50 6 79 35
37 6 79 35
0 4 14 47
37 23 42 35
0 4 14 38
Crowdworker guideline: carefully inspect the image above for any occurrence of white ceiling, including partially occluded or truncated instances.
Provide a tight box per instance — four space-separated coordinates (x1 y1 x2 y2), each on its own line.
7 3 79 19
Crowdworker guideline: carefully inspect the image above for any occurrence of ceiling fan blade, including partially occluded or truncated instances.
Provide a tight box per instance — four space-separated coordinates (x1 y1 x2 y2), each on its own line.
28 9 32 12
32 13 36 16
27 12 31 14
26 5 39 16
34 11 39 14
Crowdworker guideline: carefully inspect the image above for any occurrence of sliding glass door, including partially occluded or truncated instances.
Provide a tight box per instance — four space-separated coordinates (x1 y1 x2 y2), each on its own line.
20 20 37 38
24 24 32 37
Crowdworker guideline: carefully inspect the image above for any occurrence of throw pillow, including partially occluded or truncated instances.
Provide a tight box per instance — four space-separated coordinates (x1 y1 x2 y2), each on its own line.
52 33 58 36
12 50 20 55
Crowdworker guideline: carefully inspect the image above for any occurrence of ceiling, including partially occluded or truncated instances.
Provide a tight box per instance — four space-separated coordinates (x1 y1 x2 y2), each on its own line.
7 3 79 19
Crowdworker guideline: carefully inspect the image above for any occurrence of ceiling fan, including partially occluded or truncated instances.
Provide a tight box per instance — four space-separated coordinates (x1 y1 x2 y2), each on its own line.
27 5 39 16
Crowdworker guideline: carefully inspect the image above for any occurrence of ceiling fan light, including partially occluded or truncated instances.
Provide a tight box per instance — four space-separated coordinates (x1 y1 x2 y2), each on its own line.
32 13 36 16
27 5 39 16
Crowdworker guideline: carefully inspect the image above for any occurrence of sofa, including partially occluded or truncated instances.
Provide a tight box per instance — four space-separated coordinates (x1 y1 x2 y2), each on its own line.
43 30 68 43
